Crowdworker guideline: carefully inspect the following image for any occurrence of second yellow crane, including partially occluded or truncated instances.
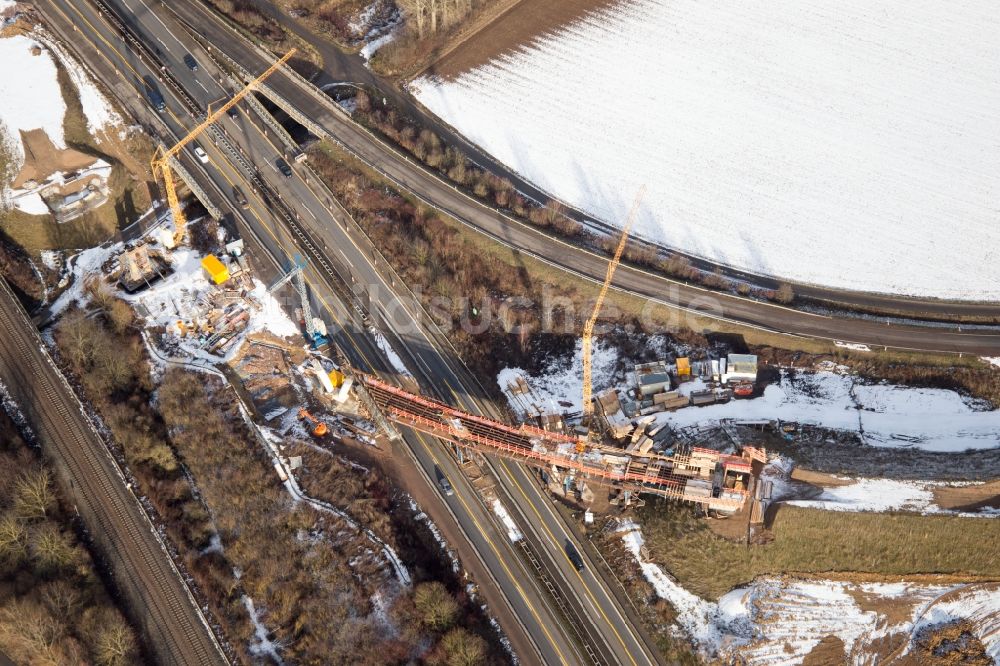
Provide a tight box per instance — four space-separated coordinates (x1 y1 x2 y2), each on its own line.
581 186 646 433
151 48 297 247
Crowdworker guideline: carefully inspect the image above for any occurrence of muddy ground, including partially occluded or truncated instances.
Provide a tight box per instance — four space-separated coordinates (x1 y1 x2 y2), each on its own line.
424 0 620 79
726 422 1000 481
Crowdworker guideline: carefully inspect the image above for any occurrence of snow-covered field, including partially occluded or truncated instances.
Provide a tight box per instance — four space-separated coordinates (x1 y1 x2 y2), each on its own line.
616 520 1000 664
657 370 1000 453
0 30 122 213
0 34 68 166
411 0 1000 300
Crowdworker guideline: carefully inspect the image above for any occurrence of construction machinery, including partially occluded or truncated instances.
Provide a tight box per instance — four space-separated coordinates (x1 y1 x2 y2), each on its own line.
298 408 328 437
150 49 296 247
268 256 329 349
581 186 646 432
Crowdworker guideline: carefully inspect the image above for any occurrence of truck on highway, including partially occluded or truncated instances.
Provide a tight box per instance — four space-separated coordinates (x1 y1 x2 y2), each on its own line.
142 76 166 113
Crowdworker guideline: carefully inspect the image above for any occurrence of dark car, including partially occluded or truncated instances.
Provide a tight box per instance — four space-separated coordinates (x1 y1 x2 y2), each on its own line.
232 185 248 208
434 466 454 496
275 157 293 178
183 53 198 71
565 541 585 571
227 106 239 121
142 75 166 113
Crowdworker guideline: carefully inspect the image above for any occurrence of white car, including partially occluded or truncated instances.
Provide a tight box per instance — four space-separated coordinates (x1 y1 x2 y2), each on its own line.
193 145 209 164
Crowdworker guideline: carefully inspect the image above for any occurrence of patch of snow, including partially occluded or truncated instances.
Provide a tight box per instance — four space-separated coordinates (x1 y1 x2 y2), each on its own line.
615 518 992 663
0 1 17 14
490 498 522 542
10 189 48 215
264 407 288 422
763 456 1000 516
835 341 871 352
242 596 284 663
48 241 118 316
39 250 61 271
411 1 1000 300
909 586 1000 662
369 326 412 376
0 34 67 169
982 357 1000 369
657 370 1000 452
360 31 395 61
616 520 749 656
37 28 122 136
244 278 299 339
497 339 618 417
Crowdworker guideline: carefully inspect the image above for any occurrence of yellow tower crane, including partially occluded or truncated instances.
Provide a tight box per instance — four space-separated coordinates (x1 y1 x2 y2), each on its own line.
151 48 297 247
581 186 646 434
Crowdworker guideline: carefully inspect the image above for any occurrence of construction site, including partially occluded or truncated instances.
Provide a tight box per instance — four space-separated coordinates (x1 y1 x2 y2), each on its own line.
70 69 770 531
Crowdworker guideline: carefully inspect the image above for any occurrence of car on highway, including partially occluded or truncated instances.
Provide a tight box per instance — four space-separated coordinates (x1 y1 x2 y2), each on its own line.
565 541 585 571
275 157 293 178
142 75 166 113
183 53 198 71
227 106 239 121
193 144 209 164
434 466 454 496
232 185 248 208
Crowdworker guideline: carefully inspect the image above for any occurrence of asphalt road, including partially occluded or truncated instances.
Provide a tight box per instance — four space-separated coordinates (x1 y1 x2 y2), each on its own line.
0 280 227 666
40 1 657 663
240 0 1000 322
152 0 1000 355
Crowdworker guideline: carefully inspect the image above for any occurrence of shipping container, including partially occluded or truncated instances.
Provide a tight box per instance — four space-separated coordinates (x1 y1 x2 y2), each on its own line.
200 254 230 284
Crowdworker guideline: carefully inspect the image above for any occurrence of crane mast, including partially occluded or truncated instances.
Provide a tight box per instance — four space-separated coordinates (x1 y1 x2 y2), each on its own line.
151 48 297 246
581 186 646 425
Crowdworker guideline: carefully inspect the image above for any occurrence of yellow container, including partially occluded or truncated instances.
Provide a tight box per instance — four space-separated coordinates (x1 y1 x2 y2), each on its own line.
200 254 230 285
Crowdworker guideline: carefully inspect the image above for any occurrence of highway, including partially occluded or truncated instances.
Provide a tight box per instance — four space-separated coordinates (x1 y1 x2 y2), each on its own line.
36 1 657 663
203 0 1000 325
155 0 1000 354
0 279 227 665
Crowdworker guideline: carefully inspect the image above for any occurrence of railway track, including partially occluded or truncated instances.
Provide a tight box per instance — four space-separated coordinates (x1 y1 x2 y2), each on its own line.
0 280 226 666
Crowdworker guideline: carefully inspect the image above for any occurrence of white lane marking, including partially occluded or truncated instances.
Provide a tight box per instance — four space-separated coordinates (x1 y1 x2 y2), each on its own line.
196 80 210 95
140 0 173 32
156 37 172 53
305 207 318 221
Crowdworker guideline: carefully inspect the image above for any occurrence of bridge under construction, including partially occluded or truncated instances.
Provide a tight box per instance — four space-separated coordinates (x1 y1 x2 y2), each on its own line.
354 373 766 514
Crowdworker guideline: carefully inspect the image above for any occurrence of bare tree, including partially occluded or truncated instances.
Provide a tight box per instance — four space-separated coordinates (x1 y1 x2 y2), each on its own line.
94 617 138 666
13 468 54 520
0 512 27 565
437 627 487 666
775 282 795 304
413 581 458 632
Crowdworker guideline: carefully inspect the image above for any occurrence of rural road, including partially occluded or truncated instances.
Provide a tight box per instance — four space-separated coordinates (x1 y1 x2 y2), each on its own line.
225 0 1000 324
166 0 1000 355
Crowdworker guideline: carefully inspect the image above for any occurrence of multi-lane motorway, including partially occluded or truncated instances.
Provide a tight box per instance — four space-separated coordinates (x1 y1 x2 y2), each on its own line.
22 0 1000 664
34 0 666 663
155 0 1000 355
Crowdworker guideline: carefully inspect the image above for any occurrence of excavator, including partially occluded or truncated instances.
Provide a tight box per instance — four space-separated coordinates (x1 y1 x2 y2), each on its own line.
298 408 328 437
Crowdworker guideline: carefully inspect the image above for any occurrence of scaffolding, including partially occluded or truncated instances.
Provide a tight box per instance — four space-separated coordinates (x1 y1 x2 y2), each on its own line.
355 373 764 512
